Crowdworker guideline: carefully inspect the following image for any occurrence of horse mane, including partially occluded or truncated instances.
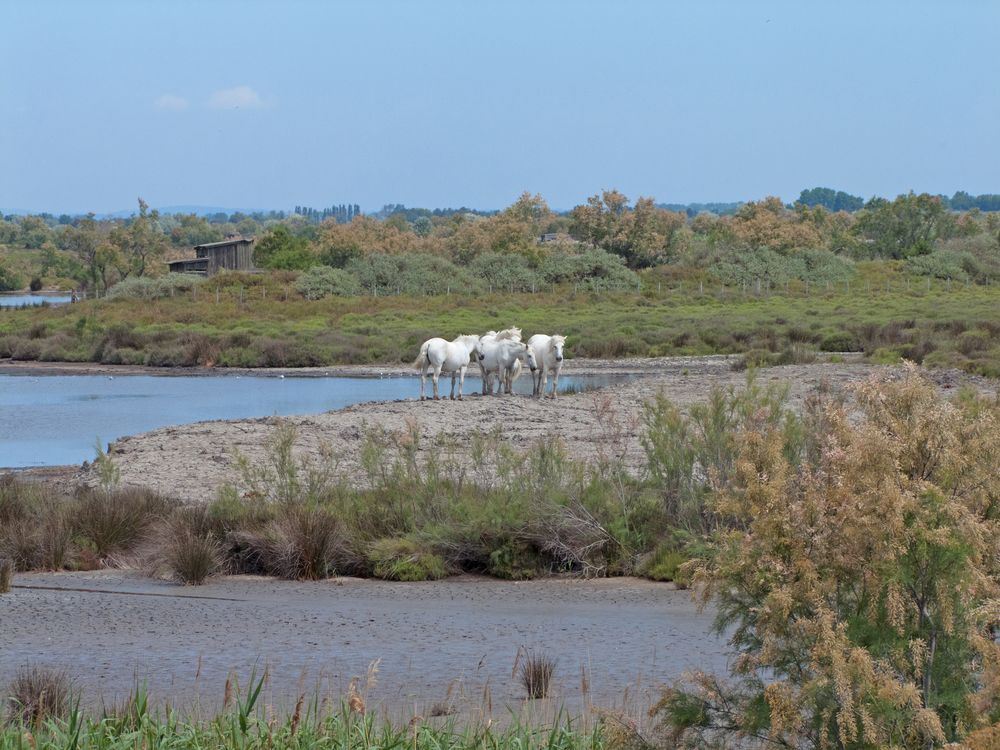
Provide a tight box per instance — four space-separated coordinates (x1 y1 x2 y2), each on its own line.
495 327 522 341
550 334 566 349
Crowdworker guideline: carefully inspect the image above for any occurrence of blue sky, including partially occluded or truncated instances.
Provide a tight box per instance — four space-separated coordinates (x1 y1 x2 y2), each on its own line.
2 0 998 214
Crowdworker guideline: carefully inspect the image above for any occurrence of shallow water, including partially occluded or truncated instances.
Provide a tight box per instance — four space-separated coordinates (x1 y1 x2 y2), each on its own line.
0 372 628 467
0 292 73 307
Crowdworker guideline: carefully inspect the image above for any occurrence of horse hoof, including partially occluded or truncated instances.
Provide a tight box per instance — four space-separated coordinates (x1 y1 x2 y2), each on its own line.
420 396 426 401
434 396 440 401
457 396 463 401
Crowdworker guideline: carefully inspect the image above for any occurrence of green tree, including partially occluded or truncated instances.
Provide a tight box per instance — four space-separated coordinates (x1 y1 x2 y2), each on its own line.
108 198 169 278
253 224 313 270
0 261 23 291
798 187 864 212
17 215 52 249
853 192 956 259
59 214 103 290
413 216 433 237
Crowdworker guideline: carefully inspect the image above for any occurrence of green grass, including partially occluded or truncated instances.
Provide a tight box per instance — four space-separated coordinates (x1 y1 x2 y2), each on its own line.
0 694 608 750
2 263 1000 375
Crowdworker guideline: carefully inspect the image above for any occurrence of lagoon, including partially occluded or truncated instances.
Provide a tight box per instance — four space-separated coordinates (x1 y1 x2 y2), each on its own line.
0 372 623 468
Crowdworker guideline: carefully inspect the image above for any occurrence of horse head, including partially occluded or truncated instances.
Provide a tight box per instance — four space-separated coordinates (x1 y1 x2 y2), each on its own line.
551 335 566 363
524 344 538 372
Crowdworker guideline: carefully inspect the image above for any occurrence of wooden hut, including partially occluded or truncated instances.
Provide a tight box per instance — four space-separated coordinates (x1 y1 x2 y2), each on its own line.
167 237 256 276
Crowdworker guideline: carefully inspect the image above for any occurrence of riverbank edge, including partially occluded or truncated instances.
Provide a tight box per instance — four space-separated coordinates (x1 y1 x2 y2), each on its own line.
0 353 765 378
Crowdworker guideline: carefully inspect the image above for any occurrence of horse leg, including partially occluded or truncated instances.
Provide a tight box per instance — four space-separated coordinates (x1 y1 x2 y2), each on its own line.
458 366 466 401
450 372 456 400
420 365 426 400
549 365 561 399
541 370 549 399
432 368 441 400
480 362 489 395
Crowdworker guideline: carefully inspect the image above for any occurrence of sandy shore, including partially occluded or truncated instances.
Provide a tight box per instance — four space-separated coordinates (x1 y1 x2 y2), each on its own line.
65 355 998 504
1 570 723 719
66 356 886 502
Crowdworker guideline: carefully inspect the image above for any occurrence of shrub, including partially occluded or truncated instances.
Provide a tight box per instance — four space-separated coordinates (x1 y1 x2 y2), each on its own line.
368 538 449 581
107 275 205 300
819 331 861 352
641 544 688 583
470 252 542 292
347 253 479 296
487 542 543 580
656 371 1000 747
295 266 361 299
6 666 75 724
538 246 639 290
29 277 42 292
905 249 977 281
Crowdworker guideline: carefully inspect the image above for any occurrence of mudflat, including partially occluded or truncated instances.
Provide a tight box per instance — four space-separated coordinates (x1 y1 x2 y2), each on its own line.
2 571 723 719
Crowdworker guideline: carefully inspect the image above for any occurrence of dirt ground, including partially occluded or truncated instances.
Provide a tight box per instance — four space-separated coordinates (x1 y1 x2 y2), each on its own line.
1 571 723 720
67 354 989 504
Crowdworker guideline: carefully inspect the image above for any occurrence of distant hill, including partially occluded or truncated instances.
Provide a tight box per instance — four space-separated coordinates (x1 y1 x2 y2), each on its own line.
97 205 270 219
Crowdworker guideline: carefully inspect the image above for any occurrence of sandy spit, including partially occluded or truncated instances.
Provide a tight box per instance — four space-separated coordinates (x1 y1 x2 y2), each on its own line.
66 356 906 504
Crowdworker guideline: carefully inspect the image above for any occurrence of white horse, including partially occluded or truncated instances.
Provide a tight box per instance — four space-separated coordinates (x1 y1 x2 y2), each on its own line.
476 327 522 394
476 338 537 395
526 334 566 398
413 334 480 400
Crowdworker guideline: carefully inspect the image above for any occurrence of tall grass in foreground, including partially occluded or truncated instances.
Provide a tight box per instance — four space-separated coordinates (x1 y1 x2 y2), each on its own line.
0 675 608 750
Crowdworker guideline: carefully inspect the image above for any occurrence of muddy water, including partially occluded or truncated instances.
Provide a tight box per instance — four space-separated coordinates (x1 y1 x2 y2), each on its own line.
1 571 725 719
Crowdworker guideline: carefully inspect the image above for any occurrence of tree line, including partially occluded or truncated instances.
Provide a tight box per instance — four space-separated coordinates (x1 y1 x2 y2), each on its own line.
2 188 1000 294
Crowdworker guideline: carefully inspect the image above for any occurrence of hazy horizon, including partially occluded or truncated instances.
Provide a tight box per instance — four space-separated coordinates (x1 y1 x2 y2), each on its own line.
3 0 999 214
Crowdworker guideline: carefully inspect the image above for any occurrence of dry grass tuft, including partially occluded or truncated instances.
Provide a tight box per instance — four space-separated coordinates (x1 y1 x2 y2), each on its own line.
74 487 171 559
0 557 11 593
515 648 555 700
5 666 75 725
152 508 223 585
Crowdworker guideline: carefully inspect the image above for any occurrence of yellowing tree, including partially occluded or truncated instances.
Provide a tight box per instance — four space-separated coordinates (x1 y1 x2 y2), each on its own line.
658 369 1000 749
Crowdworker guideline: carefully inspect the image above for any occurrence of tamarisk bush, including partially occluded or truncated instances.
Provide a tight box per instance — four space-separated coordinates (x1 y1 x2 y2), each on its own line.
657 367 1000 748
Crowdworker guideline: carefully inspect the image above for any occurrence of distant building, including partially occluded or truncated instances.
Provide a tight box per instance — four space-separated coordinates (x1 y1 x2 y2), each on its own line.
167 237 256 276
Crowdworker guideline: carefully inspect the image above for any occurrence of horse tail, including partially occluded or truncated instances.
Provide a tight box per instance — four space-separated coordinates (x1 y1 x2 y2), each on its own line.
510 358 522 383
412 341 430 369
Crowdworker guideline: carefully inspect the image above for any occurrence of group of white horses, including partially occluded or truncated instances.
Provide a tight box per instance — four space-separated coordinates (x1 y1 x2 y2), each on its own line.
412 327 566 401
